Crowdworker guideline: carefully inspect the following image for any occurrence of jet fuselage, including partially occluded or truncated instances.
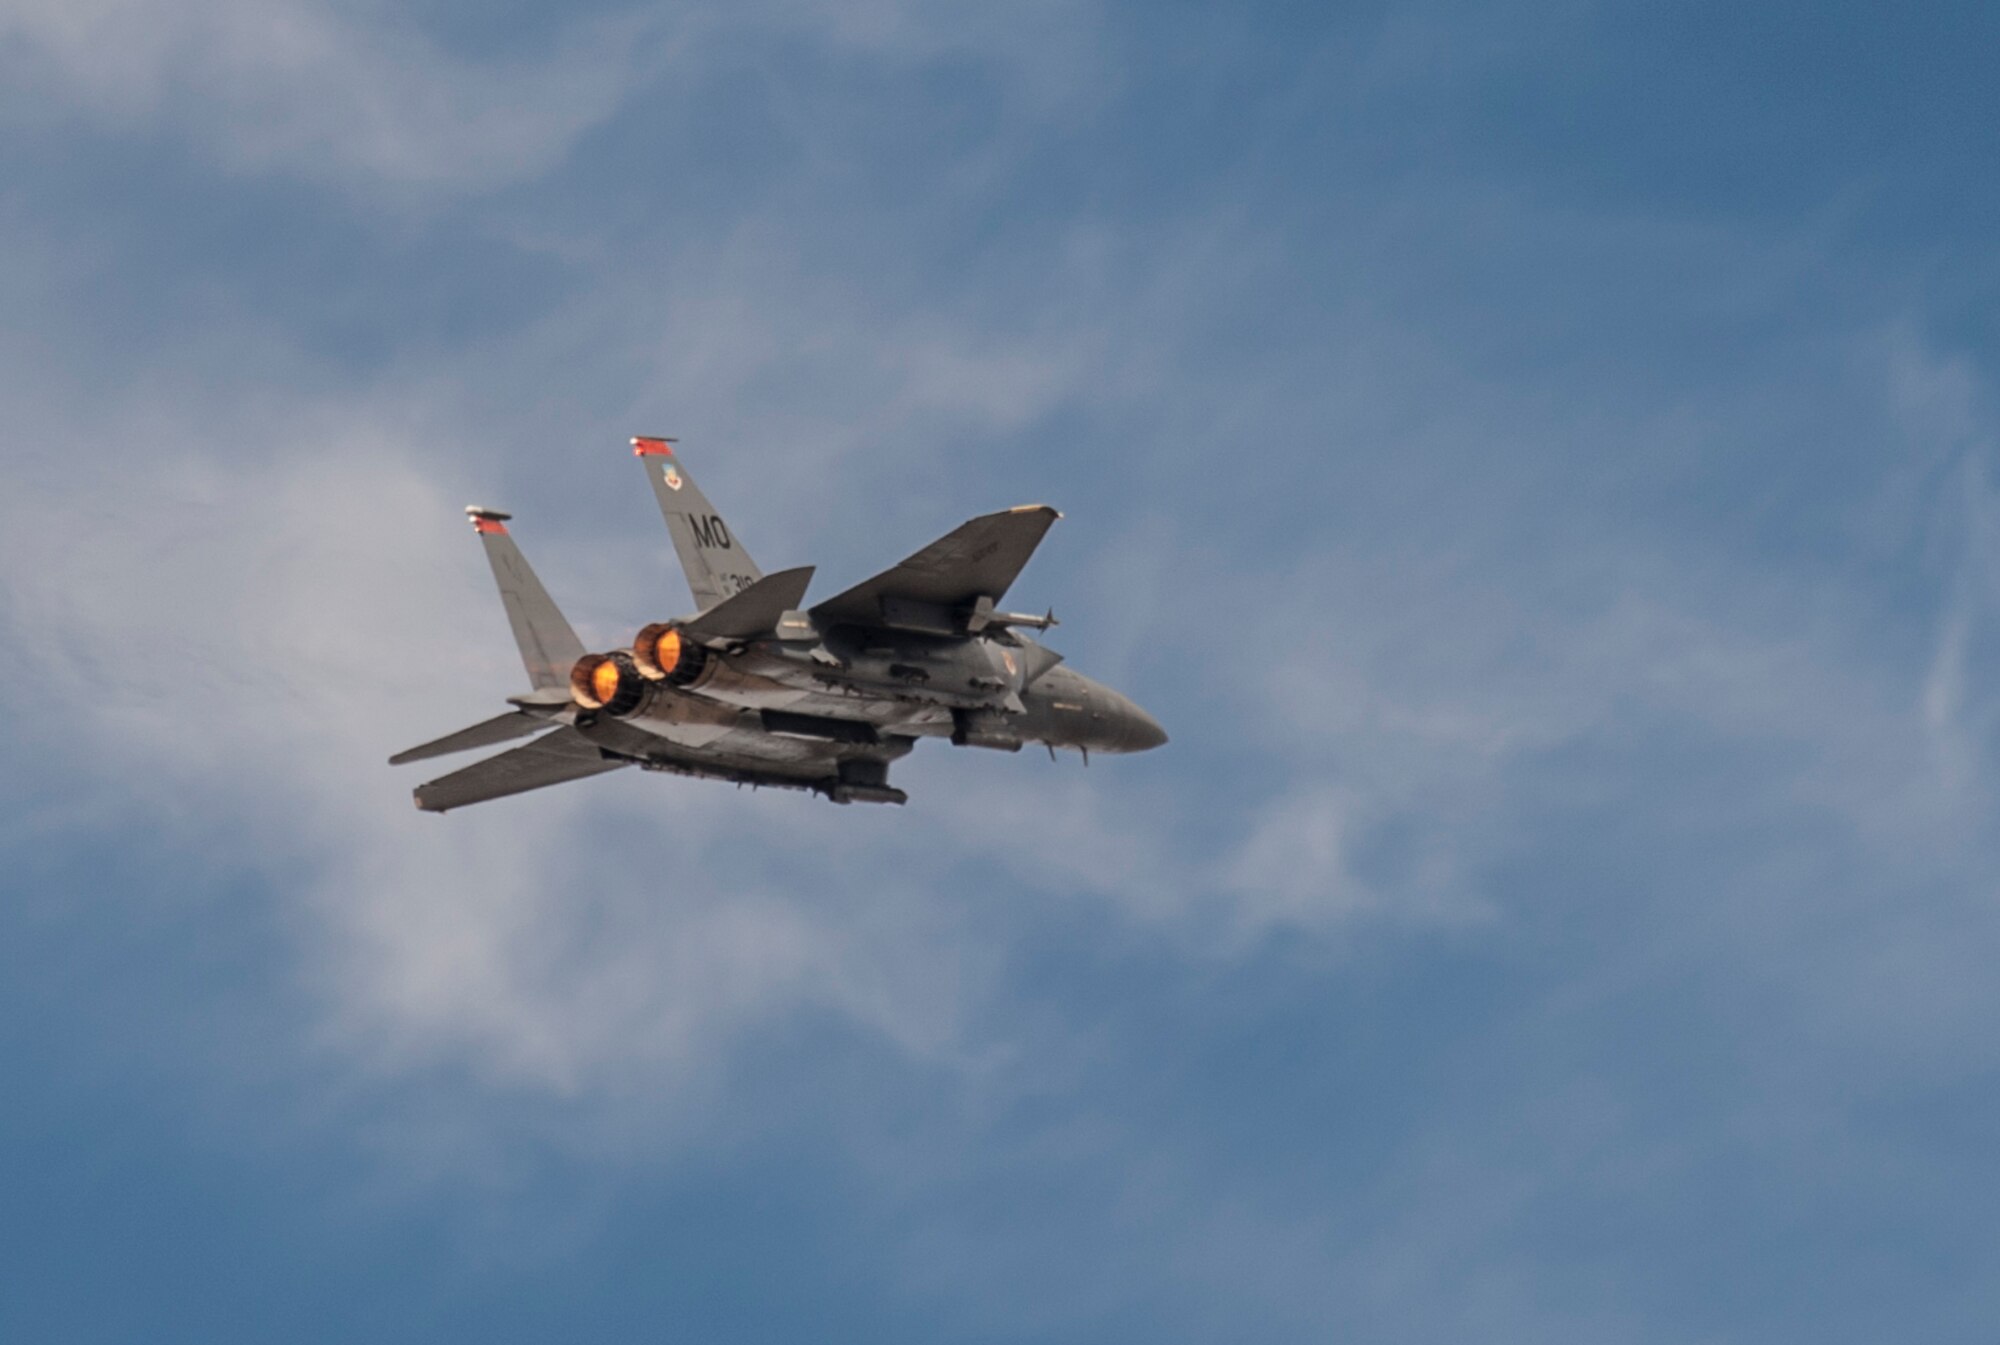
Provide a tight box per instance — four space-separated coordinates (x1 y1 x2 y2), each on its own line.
392 437 1165 812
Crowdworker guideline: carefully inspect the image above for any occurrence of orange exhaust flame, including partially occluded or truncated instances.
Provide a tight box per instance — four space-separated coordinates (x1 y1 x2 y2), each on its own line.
570 652 642 713
591 658 622 706
633 621 690 680
653 627 683 677
570 654 610 708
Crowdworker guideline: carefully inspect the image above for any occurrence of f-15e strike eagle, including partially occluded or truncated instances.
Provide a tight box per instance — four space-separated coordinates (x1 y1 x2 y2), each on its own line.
392 437 1167 812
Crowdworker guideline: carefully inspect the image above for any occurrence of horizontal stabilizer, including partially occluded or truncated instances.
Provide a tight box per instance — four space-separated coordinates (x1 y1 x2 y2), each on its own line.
812 505 1058 630
414 727 626 813
684 566 815 641
389 711 554 766
508 687 576 709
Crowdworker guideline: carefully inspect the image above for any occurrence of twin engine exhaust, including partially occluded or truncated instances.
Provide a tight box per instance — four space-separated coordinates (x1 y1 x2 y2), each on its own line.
568 621 712 714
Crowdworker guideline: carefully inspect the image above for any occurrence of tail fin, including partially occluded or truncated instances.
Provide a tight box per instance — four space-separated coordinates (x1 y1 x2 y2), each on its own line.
632 436 764 611
467 508 585 692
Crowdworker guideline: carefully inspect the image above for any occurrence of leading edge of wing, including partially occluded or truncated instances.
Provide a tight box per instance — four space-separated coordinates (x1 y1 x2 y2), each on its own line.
683 566 815 641
810 504 1058 628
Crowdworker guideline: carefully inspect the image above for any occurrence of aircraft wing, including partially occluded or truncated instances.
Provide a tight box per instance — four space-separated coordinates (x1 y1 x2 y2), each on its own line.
683 566 815 641
413 727 627 813
810 505 1058 629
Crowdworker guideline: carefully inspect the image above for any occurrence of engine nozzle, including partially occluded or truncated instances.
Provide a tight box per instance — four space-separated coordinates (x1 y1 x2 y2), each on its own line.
570 651 646 714
632 621 710 685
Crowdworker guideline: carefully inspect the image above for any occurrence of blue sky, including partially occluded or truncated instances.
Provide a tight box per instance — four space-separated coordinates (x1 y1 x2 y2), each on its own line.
4 2 1999 1340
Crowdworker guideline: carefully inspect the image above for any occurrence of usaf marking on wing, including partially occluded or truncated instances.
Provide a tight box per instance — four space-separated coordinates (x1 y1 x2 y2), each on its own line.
390 436 1167 812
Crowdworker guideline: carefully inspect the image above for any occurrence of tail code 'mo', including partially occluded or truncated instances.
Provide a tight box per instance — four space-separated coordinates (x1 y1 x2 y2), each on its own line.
632 437 764 610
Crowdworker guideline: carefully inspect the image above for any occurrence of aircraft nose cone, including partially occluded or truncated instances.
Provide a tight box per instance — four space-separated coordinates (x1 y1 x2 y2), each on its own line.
1120 700 1168 752
1130 710 1168 751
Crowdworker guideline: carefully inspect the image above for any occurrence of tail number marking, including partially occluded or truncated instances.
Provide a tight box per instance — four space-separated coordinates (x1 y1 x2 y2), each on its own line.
689 515 733 550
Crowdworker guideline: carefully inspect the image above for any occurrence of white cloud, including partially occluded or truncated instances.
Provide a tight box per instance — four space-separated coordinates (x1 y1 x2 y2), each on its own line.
0 421 969 1091
0 0 647 191
10 8 2000 1338
0 0 1101 195
11 296 1997 1128
0 266 1141 1123
6 38 2000 1260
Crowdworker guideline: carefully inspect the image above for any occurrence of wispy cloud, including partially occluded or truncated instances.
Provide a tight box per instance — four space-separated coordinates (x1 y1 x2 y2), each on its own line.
7 6 2000 1336
8 294 1993 1130
0 0 648 191
0 0 1100 196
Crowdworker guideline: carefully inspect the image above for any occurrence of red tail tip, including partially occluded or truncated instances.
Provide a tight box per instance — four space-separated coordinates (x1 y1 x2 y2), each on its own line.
631 435 677 457
471 517 507 535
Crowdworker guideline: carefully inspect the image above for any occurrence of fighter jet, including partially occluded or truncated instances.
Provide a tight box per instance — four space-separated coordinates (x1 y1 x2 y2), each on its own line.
391 437 1166 811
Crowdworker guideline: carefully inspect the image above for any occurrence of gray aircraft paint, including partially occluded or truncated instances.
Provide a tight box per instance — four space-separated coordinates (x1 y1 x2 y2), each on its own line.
635 436 764 609
469 507 586 691
393 442 1166 812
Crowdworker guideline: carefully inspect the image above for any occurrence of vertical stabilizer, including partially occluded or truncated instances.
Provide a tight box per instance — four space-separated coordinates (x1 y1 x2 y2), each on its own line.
467 508 585 691
632 436 764 611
